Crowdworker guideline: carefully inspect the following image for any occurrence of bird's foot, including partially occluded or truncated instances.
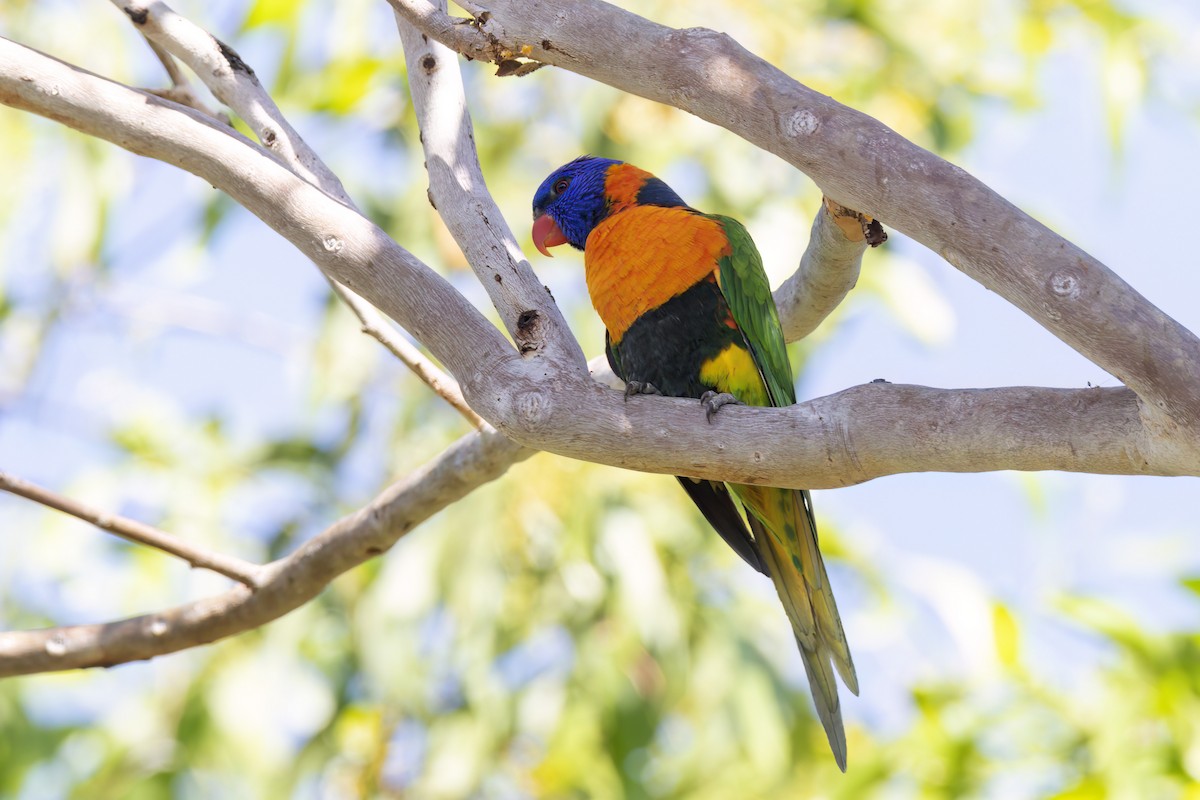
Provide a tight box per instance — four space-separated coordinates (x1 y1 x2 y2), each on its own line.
624 381 663 401
700 390 743 423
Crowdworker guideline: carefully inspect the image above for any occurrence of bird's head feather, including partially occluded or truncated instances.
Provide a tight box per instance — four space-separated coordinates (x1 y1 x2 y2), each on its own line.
531 156 686 254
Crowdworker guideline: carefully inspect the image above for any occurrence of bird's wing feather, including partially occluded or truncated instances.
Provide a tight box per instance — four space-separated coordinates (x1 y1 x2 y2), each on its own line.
676 477 766 575
705 213 796 406
707 213 858 771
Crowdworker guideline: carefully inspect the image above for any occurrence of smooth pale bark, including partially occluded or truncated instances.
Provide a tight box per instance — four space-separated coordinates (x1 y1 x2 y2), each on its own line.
394 10 581 360
0 431 529 677
0 38 1192 487
776 199 873 341
112 0 485 426
2 0 1198 676
391 0 1200 462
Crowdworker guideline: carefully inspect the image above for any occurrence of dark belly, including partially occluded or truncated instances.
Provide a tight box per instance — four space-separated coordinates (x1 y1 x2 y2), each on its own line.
609 278 743 399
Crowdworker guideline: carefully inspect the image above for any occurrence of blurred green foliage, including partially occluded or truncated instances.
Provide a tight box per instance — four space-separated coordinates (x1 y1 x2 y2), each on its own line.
0 0 1197 797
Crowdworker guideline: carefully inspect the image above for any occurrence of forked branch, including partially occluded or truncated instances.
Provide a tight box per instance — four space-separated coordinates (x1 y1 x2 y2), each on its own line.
393 0 1200 456
1 1 1198 678
0 38 1192 484
116 0 485 428
0 431 529 676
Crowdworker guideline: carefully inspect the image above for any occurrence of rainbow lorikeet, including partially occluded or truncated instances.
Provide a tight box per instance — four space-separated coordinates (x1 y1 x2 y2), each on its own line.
532 156 858 770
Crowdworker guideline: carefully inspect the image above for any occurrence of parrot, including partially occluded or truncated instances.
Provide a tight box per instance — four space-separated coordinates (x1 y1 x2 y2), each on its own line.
531 156 858 771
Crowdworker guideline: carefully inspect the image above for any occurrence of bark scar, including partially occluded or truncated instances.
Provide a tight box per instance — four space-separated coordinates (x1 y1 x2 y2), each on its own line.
824 197 887 247
123 6 149 25
516 309 542 353
214 37 255 78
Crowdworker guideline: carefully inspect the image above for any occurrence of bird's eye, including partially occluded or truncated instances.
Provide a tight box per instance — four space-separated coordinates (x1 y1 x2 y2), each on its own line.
552 177 570 195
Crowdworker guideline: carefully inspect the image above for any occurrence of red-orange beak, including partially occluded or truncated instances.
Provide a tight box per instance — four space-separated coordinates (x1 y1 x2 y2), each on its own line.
532 213 569 258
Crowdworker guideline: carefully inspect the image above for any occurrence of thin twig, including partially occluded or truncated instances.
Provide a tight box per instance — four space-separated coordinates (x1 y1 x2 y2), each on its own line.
327 277 486 427
145 37 187 87
114 0 484 428
0 471 262 587
0 430 531 675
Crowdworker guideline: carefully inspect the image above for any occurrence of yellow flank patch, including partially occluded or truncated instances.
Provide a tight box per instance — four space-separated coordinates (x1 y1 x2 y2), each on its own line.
699 344 769 406
585 205 732 342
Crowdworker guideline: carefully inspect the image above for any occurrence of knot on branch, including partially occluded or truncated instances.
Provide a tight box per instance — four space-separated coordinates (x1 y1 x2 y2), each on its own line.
784 108 820 137
1049 269 1082 300
214 37 255 78
667 26 736 56
513 389 551 431
515 309 543 354
122 5 149 25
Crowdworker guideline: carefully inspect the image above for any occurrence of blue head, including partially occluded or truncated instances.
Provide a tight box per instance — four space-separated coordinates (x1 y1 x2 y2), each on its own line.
532 156 689 256
531 156 620 254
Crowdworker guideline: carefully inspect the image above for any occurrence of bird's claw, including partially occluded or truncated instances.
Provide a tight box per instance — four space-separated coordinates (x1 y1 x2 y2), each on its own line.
700 390 742 423
624 381 663 401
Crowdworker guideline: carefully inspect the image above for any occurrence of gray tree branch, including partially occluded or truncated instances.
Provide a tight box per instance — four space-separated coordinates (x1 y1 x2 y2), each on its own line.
114 0 485 428
0 430 529 677
395 5 582 363
0 471 262 587
392 0 1200 464
775 198 874 341
0 37 1192 487
1 1 1197 675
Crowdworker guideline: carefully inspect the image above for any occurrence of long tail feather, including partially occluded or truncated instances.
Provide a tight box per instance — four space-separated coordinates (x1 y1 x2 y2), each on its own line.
743 486 856 771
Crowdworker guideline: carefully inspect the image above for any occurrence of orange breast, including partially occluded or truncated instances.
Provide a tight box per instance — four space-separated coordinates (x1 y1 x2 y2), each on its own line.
584 206 731 344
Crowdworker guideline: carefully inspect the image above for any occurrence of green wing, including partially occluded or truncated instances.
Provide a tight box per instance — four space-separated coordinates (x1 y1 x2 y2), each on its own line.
706 213 858 771
706 214 796 407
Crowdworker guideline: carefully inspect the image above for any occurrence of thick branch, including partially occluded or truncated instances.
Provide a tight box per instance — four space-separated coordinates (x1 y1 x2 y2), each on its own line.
0 37 515 383
0 471 262 587
0 430 530 676
1 38 1194 486
480 383 1185 487
395 0 1200 448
